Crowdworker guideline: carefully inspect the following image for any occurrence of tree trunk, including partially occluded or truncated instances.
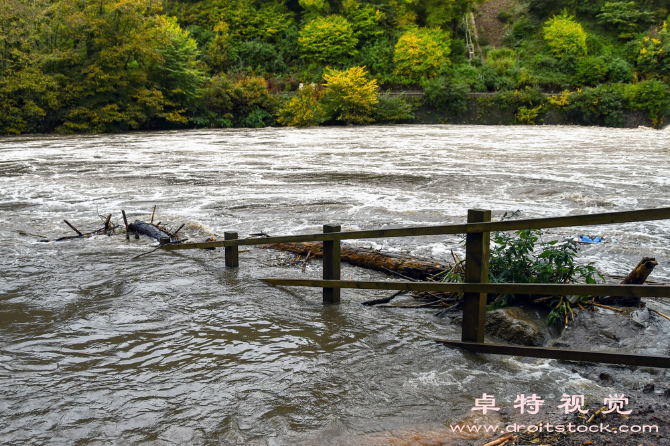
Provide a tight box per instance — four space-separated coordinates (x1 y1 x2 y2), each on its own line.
597 257 658 306
259 242 449 280
128 220 169 240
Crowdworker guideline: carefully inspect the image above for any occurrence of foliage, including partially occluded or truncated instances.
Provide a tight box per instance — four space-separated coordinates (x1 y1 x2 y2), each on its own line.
543 11 588 58
343 1 385 41
607 58 633 83
359 38 395 84
3 0 670 135
298 15 358 65
635 23 670 79
564 85 626 127
486 48 518 74
488 221 602 319
322 66 379 124
597 2 653 39
393 28 451 84
277 85 327 127
574 56 608 87
374 92 415 123
516 105 543 124
195 75 278 128
623 79 670 127
421 76 469 115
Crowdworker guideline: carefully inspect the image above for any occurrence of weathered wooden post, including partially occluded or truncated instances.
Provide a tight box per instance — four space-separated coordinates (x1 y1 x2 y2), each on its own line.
462 209 491 343
225 232 239 268
323 224 341 304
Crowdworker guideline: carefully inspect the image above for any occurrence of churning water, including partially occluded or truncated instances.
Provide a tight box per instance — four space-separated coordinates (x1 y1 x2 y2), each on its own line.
1 125 669 444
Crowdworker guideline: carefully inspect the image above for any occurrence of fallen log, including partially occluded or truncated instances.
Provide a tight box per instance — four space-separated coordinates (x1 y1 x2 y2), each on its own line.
597 257 658 306
128 220 170 240
259 242 449 280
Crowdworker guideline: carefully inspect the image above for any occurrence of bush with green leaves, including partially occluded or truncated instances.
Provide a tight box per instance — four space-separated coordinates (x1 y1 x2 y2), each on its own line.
543 11 588 58
374 92 415 123
564 84 626 127
607 57 633 83
623 79 670 127
488 226 602 326
358 38 395 84
597 1 653 39
194 75 279 128
421 76 469 115
486 48 518 74
573 56 608 87
298 15 358 65
231 41 287 73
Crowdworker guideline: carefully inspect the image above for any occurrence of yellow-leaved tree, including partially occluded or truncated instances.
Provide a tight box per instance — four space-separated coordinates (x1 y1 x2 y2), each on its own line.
543 11 588 58
277 86 327 127
323 66 379 124
298 15 358 64
393 28 451 84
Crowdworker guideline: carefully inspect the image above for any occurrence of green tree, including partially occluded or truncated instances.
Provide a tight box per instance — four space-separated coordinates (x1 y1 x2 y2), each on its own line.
543 11 588 58
597 2 653 39
393 27 451 84
298 15 358 64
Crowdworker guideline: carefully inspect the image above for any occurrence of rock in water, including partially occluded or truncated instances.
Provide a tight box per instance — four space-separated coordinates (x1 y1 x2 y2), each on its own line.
484 307 548 346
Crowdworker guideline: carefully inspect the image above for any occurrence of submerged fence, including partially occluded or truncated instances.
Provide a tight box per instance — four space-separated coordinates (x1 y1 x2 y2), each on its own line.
161 207 670 368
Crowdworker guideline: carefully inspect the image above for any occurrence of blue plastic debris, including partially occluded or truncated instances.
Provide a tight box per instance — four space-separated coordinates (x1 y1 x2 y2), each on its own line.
579 235 602 243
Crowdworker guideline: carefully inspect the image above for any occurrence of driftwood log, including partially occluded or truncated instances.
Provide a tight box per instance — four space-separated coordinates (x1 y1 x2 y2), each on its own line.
597 257 658 306
128 220 170 240
259 242 449 280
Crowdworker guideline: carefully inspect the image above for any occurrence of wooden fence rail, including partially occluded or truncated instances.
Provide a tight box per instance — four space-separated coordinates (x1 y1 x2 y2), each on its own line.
160 207 670 368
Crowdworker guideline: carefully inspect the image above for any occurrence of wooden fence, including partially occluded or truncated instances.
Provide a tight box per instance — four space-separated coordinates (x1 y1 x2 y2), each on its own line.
161 207 670 368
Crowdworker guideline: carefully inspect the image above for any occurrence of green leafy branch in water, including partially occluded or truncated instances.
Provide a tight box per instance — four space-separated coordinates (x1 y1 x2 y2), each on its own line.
487 211 603 326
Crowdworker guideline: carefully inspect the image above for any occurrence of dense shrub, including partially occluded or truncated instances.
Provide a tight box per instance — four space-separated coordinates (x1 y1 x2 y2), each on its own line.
298 15 358 65
393 28 451 84
574 56 608 86
322 66 379 124
358 38 396 84
635 23 670 79
421 76 469 115
374 93 415 123
232 41 286 73
342 1 384 41
623 79 670 127
486 48 518 74
543 11 588 58
597 1 653 39
277 86 327 127
195 75 279 128
565 85 625 127
607 57 633 83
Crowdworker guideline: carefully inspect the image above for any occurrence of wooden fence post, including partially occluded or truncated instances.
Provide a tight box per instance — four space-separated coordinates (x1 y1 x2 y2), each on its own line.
323 224 341 304
225 232 239 268
462 209 491 343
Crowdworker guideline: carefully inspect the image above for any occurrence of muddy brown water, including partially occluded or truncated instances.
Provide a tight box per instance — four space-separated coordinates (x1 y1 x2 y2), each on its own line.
1 125 669 445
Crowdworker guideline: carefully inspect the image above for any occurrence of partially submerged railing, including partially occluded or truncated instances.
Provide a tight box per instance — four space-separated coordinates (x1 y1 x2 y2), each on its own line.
161 207 670 368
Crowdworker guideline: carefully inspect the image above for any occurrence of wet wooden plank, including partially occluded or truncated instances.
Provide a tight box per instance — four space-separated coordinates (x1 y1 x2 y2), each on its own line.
433 340 670 368
160 207 670 251
259 279 670 298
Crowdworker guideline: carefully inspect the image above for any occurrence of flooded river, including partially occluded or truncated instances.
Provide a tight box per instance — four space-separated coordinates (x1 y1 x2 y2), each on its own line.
1 125 669 445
